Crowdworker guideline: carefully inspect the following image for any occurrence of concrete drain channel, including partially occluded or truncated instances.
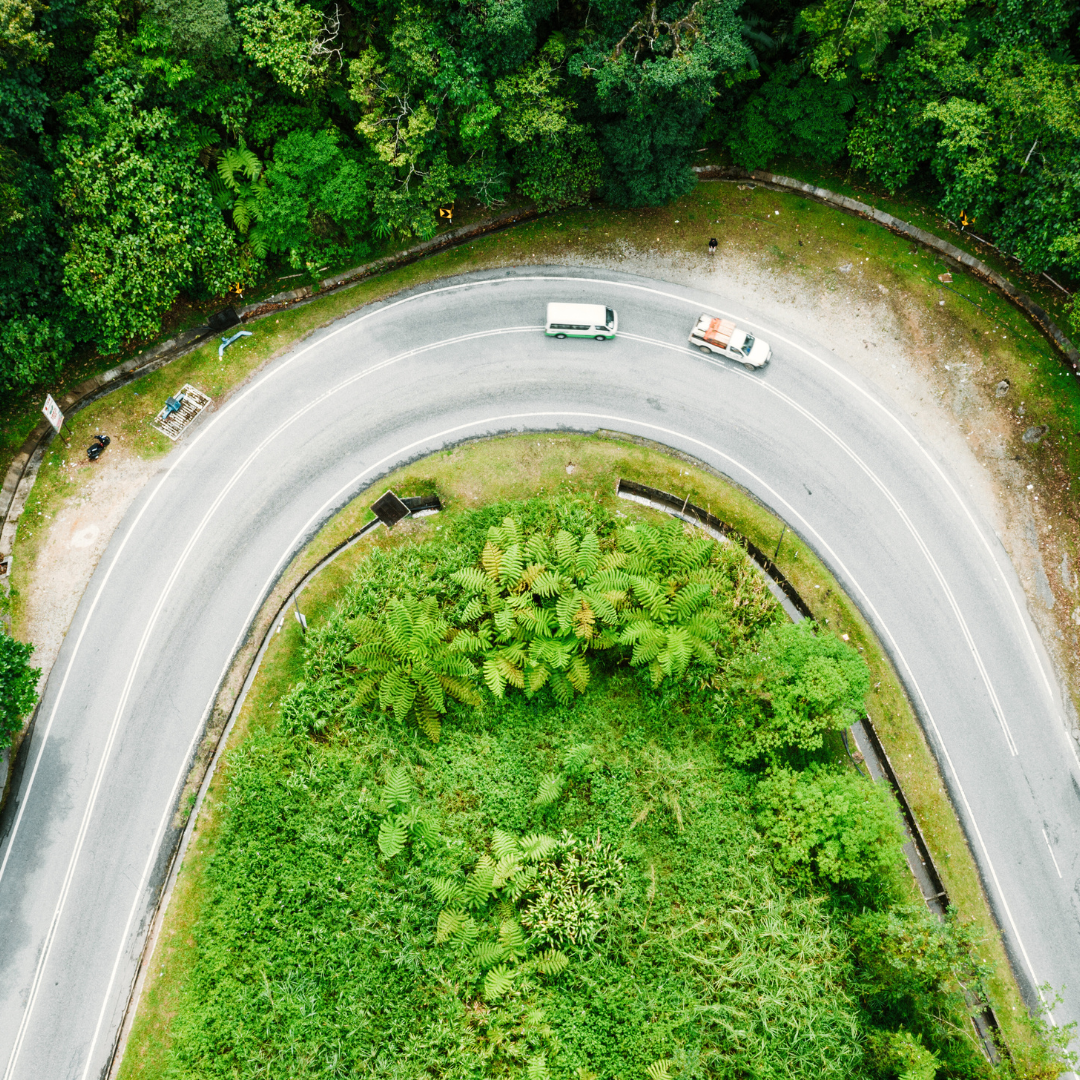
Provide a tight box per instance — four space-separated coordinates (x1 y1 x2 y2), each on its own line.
617 477 1002 1064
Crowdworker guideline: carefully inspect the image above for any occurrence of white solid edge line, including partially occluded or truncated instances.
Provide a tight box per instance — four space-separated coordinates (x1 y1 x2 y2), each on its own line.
100 406 1047 1080
4 325 538 1080
625 331 1020 756
626 277 1059 708
2 270 1061 1073
1042 829 1064 880
1 269 1054 894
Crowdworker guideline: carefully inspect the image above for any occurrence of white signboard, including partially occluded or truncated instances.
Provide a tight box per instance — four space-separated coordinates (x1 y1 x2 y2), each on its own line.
42 394 63 432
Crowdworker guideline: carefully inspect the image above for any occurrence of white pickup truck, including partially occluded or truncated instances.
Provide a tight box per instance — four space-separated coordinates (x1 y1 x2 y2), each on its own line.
689 315 771 370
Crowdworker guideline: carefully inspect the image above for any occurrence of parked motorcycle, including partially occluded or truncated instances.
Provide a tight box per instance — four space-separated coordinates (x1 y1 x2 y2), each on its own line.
87 434 110 462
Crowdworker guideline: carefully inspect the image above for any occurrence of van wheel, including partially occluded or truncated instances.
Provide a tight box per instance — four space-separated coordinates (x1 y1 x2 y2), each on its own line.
699 345 711 354
556 333 566 339
595 334 606 340
743 362 756 372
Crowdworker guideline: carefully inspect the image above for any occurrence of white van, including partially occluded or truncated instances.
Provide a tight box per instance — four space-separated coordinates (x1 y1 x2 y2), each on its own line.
545 303 617 340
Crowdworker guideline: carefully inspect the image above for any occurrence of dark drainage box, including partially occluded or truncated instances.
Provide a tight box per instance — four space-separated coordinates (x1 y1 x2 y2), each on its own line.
207 307 241 333
371 490 412 527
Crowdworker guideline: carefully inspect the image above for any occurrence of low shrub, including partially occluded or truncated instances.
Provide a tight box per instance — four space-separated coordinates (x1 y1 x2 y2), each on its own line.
162 498 1024 1080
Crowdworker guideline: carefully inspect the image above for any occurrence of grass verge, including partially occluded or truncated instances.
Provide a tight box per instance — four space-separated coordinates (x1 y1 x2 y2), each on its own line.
116 434 1045 1079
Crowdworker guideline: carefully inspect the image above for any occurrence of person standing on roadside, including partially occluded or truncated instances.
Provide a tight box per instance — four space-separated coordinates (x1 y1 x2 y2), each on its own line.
708 237 718 256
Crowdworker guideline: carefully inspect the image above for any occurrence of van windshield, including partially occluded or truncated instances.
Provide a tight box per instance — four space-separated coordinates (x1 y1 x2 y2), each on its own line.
606 308 615 329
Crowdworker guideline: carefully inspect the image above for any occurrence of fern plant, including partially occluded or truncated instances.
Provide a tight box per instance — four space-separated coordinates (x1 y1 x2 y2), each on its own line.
646 1060 675 1080
615 520 732 686
428 826 573 1000
450 516 629 705
348 595 481 741
375 765 434 858
534 772 564 808
527 1055 552 1080
212 137 268 254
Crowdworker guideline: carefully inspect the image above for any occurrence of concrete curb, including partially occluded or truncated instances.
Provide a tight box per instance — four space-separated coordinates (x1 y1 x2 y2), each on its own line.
104 494 440 1078
694 165 1079 374
236 204 539 319
0 327 217 559
106 469 1006 1074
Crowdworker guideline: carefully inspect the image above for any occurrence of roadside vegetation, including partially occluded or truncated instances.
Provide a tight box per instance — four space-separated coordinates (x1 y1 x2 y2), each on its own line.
118 492 1073 1080
0 621 38 744
117 440 1074 1079
6 175 1078 685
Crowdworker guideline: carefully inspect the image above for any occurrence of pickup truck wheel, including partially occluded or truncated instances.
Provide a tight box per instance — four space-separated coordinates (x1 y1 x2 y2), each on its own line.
743 362 756 372
555 333 566 339
698 345 711 354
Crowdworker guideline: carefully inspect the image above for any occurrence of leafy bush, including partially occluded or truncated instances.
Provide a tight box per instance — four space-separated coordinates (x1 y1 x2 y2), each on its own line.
515 126 603 212
715 620 870 763
57 77 243 354
728 66 854 172
257 129 374 269
283 503 781 743
852 905 998 1078
752 764 905 885
156 497 1052 1080
0 630 39 741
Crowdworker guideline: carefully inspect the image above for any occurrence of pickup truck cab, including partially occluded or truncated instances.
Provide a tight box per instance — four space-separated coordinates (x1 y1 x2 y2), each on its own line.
546 303 617 340
689 314 771 370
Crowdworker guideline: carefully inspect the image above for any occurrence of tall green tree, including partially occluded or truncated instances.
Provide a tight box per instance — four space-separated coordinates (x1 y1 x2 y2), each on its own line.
56 75 244 352
795 0 1080 281
572 0 752 205
495 34 603 211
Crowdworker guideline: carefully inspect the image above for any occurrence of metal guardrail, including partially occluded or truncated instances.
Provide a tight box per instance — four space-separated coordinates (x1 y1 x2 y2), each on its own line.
105 491 441 1076
0 208 538 567
693 165 1079 375
617 476 1004 1062
615 479 813 619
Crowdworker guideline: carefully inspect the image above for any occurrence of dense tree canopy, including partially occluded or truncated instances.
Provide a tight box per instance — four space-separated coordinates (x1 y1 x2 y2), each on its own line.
0 0 1077 390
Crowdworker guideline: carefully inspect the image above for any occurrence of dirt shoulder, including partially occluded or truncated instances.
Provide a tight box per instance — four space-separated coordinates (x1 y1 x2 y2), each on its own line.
589 202 1080 736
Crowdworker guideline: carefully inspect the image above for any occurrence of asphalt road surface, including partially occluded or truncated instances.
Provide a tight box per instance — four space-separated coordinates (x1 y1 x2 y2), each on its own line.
2 268 1078 1080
